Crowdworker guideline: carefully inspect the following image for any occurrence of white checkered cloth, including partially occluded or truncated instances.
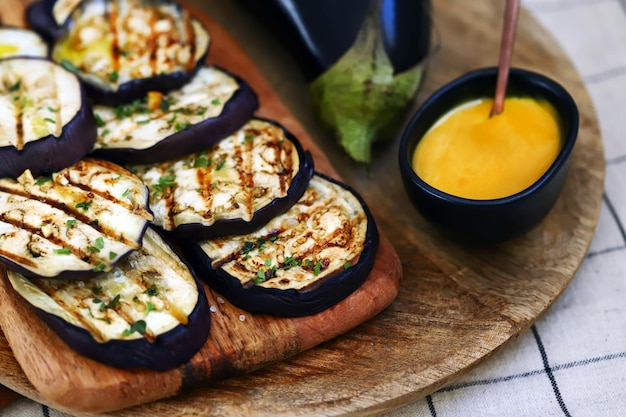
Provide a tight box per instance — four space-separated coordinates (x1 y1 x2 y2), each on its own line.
1 0 625 416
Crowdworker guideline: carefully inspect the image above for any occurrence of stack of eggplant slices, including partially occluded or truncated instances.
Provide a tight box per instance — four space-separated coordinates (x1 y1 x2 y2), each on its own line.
0 0 379 371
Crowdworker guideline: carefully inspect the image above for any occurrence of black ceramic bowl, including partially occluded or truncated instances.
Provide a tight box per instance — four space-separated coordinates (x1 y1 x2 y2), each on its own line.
398 67 579 244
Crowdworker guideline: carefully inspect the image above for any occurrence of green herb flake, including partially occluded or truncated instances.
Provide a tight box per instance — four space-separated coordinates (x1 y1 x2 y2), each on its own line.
122 320 146 337
75 199 93 210
343 261 353 269
43 117 56 124
95 236 105 249
35 175 52 185
66 219 77 227
93 261 106 272
47 106 58 113
144 286 159 296
60 59 80 73
87 245 100 253
314 260 322 276
264 259 272 266
109 251 118 260
145 301 156 315
215 159 226 171
53 248 72 255
94 113 106 127
101 128 110 137
8 80 20 92
174 120 192 132
108 70 119 82
244 134 255 142
211 98 221 105
193 156 209 168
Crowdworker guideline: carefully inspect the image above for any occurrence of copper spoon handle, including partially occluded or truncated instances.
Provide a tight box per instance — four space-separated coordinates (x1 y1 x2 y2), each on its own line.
491 0 521 117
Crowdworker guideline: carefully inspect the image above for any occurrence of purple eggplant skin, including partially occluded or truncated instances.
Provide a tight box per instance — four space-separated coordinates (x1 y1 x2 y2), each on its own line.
181 173 380 318
237 0 431 80
29 229 211 371
0 57 97 179
170 118 315 242
90 69 259 165
25 0 60 45
82 64 209 107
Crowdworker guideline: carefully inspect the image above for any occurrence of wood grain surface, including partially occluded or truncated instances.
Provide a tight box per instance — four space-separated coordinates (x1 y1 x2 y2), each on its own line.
0 0 605 416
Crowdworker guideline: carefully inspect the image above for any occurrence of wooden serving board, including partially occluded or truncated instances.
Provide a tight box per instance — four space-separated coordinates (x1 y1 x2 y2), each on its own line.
0 0 606 416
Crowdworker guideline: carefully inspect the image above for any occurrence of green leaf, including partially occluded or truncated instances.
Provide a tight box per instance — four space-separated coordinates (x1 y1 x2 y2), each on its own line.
309 9 425 163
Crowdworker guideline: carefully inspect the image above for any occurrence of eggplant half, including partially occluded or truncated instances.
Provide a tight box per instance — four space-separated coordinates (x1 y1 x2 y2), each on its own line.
0 158 152 280
51 0 211 105
0 56 96 178
6 227 210 371
90 65 258 165
182 173 379 317
130 118 314 241
0 27 48 58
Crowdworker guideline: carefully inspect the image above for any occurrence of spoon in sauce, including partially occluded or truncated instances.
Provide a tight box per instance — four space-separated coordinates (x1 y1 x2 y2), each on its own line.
491 0 521 117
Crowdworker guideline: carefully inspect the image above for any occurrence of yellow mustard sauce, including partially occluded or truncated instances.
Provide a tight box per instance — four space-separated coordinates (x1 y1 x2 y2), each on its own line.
412 97 562 200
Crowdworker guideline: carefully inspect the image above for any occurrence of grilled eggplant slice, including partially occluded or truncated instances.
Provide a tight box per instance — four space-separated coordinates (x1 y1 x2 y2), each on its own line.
6 227 210 371
130 118 314 240
0 158 152 280
0 27 48 58
51 0 211 105
90 66 258 165
182 173 379 317
0 57 96 178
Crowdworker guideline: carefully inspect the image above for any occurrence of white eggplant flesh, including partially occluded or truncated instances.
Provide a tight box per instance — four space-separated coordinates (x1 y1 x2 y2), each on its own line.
0 27 48 58
130 118 314 240
183 173 379 317
51 0 211 104
0 158 152 279
0 57 97 178
7 227 211 371
90 65 258 164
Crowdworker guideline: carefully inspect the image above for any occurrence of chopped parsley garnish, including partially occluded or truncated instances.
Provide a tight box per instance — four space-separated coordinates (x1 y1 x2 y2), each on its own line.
123 320 146 336
47 106 58 113
43 117 56 124
160 98 170 112
137 118 151 124
119 50 131 57
196 106 208 116
151 174 176 197
108 251 118 260
211 98 221 105
343 261 353 269
93 261 106 272
313 260 322 276
145 301 156 315
95 236 105 249
174 120 192 132
122 188 130 197
66 219 77 227
94 113 106 127
75 199 93 210
8 80 20 92
144 286 159 296
244 134 255 142
35 175 52 185
54 248 72 255
87 245 101 253
60 59 79 73
101 129 110 137
193 156 210 168
108 70 119 82
215 159 226 170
